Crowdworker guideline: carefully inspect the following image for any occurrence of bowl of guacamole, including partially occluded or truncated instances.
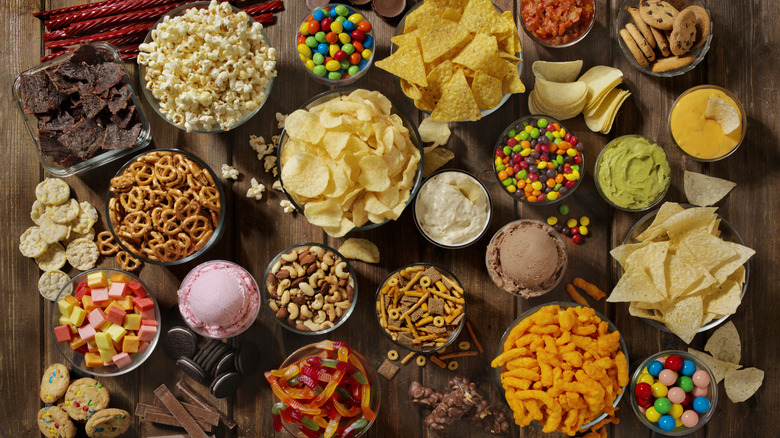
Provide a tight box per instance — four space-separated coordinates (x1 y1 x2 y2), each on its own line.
595 135 670 211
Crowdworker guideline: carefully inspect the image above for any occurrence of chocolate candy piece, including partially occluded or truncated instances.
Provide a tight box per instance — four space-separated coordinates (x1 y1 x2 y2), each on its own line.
175 380 237 429
214 351 236 377
163 326 198 359
176 357 207 383
373 0 407 18
209 372 243 399
152 397 220 426
235 340 261 375
153 384 209 438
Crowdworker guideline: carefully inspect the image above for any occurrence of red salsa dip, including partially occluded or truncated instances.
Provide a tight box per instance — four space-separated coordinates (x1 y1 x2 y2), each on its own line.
521 0 595 46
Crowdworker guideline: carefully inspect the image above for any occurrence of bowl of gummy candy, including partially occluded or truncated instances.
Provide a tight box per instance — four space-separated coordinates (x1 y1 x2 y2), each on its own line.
493 115 584 205
630 350 717 436
295 3 375 86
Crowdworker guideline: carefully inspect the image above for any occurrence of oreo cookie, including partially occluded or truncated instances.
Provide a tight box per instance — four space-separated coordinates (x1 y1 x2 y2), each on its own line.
201 343 231 376
176 357 207 383
193 339 221 365
210 372 243 399
162 326 198 360
214 352 237 377
235 341 261 375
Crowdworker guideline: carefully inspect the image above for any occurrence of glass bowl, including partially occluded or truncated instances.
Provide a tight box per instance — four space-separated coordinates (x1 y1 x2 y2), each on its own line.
138 1 275 133
519 0 596 48
374 263 466 354
413 169 493 249
263 242 358 335
594 135 670 212
295 3 375 86
391 1 523 120
277 88 424 235
12 41 152 176
493 115 584 206
51 268 161 377
485 219 568 298
105 148 227 266
629 350 718 435
621 204 749 333
273 342 381 438
668 85 746 162
495 302 629 432
177 260 261 339
616 0 713 77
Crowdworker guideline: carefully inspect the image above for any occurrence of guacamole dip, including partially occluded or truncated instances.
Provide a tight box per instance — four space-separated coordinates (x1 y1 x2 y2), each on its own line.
596 136 670 209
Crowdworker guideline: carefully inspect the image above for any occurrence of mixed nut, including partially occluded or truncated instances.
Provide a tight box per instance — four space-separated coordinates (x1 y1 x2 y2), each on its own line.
266 244 355 332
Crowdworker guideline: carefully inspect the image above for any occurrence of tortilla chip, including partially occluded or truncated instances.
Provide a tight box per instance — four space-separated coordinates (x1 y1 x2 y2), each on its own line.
663 295 703 344
687 348 741 383
607 267 665 304
419 20 470 63
684 171 737 206
471 70 504 110
704 321 741 364
431 69 481 122
724 367 764 403
376 44 428 87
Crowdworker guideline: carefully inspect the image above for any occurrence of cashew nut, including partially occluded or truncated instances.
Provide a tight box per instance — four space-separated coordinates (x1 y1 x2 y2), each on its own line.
281 265 298 279
271 259 282 274
287 302 299 320
321 321 335 329
303 320 322 331
335 307 343 318
309 246 325 258
276 278 290 297
313 310 326 324
300 304 313 318
308 271 324 288
281 250 298 262
323 252 335 266
299 282 316 297
323 303 336 321
326 290 341 303
311 293 324 310
334 262 349 279
335 300 351 310
280 289 291 306
293 262 305 277
269 300 279 312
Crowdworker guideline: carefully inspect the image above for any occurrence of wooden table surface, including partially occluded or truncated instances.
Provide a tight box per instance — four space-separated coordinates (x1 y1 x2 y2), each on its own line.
2 1 778 437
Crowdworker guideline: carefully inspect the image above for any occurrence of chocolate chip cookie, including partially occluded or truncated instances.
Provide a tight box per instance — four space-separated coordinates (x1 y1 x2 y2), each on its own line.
85 408 131 438
669 8 697 56
40 363 70 404
63 378 110 422
37 406 77 438
640 1 679 31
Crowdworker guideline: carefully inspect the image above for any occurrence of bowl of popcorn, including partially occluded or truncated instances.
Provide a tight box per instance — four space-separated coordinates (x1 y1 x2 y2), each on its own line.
277 88 424 237
137 0 277 133
105 148 226 266
51 268 161 377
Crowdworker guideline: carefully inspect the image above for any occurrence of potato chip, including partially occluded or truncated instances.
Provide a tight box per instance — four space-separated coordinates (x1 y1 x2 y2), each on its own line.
724 367 764 403
687 348 741 384
423 145 455 177
338 238 380 264
578 66 624 111
418 118 451 146
376 44 427 87
284 110 325 145
704 97 741 135
704 321 741 364
684 170 737 207
583 88 631 134
532 60 583 83
431 69 481 122
280 151 329 198
471 70 504 110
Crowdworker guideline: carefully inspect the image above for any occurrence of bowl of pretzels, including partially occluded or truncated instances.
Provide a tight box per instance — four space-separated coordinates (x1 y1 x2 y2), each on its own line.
105 148 226 265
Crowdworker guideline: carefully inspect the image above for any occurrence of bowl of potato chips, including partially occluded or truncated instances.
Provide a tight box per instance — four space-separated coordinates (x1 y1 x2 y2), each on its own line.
492 302 629 435
278 88 423 237
609 202 753 343
378 0 525 122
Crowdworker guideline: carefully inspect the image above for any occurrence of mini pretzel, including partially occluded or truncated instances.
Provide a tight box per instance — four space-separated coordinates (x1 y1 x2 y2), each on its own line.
122 211 153 239
110 175 134 192
97 231 120 255
152 240 182 262
182 215 211 240
116 250 141 271
199 186 220 211
129 162 154 185
160 209 181 235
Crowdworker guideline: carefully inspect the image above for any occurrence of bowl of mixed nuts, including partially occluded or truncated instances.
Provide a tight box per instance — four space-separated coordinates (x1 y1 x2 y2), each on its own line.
263 242 357 335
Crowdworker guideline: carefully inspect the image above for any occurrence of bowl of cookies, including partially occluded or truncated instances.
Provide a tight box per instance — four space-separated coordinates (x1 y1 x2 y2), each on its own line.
105 148 226 266
616 0 712 77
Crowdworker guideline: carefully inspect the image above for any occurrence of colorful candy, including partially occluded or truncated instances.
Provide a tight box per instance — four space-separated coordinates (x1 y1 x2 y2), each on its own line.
633 353 714 433
297 5 373 82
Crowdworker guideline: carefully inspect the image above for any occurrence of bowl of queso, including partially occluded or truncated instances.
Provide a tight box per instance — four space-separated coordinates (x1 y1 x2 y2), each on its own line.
520 0 595 48
669 85 746 161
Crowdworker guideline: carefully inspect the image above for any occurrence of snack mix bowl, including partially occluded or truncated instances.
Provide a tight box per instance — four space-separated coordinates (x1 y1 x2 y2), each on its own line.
51 268 161 377
616 0 712 77
106 148 227 266
594 135 670 212
668 85 747 162
296 3 375 86
277 88 424 235
494 115 584 205
413 168 493 249
272 342 381 438
13 41 152 177
391 1 523 120
520 0 596 48
494 302 628 433
263 242 358 335
138 1 275 133
630 350 717 435
622 204 749 333
374 263 467 354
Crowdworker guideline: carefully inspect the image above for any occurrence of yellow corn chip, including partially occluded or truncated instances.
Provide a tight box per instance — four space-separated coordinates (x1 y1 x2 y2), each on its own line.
431 69 481 122
376 44 427 87
472 70 504 110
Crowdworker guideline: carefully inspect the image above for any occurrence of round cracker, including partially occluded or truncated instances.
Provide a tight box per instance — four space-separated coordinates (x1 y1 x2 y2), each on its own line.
39 270 71 301
71 201 98 235
35 178 70 206
20 226 49 258
65 237 99 271
31 200 47 225
47 198 80 224
36 242 67 271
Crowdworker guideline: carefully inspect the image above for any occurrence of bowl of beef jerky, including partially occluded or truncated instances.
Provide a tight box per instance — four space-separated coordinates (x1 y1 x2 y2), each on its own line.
13 42 151 176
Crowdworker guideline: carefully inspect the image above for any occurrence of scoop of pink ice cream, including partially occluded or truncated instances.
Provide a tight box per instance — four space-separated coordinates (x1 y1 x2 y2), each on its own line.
178 261 259 338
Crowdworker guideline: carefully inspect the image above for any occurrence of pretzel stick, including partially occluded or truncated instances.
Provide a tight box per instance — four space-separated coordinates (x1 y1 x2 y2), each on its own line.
437 351 478 360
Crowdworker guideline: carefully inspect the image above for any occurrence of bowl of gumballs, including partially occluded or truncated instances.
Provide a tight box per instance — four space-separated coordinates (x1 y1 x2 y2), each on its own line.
296 3 374 86
630 351 717 435
493 115 584 205
51 268 161 377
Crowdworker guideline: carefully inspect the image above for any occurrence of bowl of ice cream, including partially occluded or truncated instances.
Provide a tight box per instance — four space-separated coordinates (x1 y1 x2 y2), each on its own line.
594 135 671 212
485 219 567 298
177 260 260 339
263 243 357 335
669 85 746 161
413 169 492 249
